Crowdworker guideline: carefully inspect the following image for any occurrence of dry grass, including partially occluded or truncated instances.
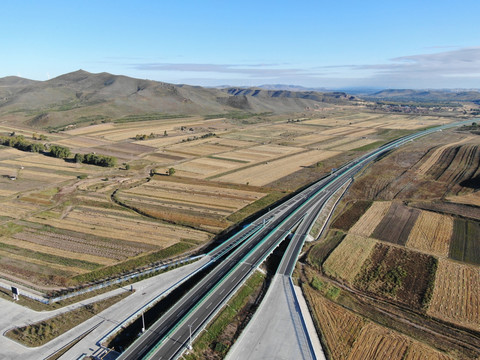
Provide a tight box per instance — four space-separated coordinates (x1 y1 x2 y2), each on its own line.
323 234 377 284
303 286 366 360
404 341 457 360
347 323 410 360
350 201 392 237
406 211 453 257
428 259 480 331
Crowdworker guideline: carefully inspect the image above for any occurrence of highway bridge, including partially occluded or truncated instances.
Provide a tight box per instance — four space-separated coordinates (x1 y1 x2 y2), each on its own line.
118 120 471 360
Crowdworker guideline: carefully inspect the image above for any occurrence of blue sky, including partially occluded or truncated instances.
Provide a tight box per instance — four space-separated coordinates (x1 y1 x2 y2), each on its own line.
1 1 479 88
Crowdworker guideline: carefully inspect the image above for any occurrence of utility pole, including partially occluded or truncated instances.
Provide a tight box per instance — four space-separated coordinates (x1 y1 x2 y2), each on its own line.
188 324 193 350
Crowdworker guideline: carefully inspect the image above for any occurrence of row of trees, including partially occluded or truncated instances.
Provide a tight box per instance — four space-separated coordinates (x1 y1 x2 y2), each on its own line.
0 135 45 153
0 134 117 168
74 153 117 167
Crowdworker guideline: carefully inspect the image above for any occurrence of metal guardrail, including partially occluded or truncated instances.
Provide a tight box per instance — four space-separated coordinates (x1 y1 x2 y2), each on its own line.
0 254 205 304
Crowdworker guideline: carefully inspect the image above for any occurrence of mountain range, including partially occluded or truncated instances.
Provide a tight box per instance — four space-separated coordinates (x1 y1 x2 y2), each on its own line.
0 70 357 129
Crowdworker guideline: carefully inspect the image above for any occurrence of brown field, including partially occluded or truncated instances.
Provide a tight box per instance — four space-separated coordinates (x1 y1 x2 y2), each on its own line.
323 234 377 284
216 149 340 186
347 323 410 360
303 286 367 360
371 202 420 245
406 211 453 257
428 259 480 331
350 201 392 237
355 243 437 309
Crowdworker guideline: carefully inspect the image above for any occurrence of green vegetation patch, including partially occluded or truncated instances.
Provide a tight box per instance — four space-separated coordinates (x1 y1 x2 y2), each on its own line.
331 200 372 231
307 230 346 269
310 276 341 300
352 140 385 152
184 271 266 359
114 113 188 123
6 291 130 347
227 191 287 224
72 242 194 284
449 218 480 265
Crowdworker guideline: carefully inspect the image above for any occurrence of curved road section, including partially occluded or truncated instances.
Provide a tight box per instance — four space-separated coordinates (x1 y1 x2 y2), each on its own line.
118 120 471 360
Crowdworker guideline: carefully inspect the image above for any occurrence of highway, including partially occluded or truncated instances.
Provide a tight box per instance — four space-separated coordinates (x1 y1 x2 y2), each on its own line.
118 119 471 360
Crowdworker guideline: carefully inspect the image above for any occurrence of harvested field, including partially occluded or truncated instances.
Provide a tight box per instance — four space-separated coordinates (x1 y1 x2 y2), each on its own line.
412 201 480 221
446 191 480 207
219 144 303 163
116 178 265 232
417 143 480 195
406 211 453 257
323 234 377 284
347 323 410 360
174 157 241 177
371 202 420 245
303 286 366 360
167 141 233 156
449 218 480 265
428 259 480 331
416 136 475 176
331 200 373 231
12 227 155 261
216 149 340 186
350 201 392 237
355 243 437 309
0 235 113 265
30 207 209 246
404 341 457 360
330 138 378 152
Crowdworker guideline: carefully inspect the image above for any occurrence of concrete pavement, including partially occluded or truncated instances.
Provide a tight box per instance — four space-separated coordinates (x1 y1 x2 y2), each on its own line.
227 275 325 360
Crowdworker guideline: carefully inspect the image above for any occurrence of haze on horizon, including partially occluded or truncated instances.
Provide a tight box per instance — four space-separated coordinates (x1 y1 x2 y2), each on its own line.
2 0 479 89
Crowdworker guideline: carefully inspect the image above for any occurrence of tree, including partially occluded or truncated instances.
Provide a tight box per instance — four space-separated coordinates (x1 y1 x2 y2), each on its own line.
164 130 168 137
168 167 175 176
49 145 71 159
125 164 130 170
74 153 84 163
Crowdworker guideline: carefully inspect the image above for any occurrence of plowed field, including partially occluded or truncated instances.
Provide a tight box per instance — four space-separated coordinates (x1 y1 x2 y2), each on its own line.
372 202 420 245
